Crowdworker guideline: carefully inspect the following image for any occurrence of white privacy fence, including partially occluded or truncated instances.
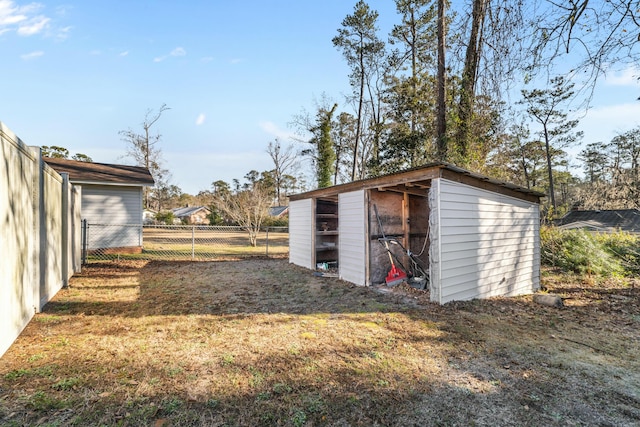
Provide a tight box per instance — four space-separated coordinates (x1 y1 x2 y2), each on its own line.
0 121 82 357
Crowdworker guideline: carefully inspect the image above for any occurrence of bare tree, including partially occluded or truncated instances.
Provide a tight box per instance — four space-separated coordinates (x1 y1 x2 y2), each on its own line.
532 0 640 96
267 139 298 206
212 182 273 247
119 104 170 208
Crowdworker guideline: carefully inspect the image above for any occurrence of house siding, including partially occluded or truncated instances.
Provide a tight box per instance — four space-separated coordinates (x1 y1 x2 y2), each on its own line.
81 185 143 249
289 198 314 269
433 178 540 303
339 190 367 286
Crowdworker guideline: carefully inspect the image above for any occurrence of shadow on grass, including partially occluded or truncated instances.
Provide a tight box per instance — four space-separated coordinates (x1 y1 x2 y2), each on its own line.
3 260 639 426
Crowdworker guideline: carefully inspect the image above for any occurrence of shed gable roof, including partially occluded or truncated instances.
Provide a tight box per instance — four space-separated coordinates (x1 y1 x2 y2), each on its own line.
44 157 154 186
289 162 544 204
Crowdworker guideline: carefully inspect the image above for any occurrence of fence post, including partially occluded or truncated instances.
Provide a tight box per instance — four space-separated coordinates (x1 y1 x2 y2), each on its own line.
81 219 87 265
61 173 69 287
192 225 195 260
266 227 270 258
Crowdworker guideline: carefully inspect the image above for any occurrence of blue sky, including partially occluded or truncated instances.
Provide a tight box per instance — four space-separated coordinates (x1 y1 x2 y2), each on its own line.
1 1 639 194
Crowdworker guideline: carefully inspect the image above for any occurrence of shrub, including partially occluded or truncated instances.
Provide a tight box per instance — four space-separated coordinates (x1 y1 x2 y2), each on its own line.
155 211 175 225
541 226 640 276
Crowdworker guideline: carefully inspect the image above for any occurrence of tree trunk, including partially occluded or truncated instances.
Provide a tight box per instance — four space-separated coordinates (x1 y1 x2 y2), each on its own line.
352 45 365 181
436 0 447 160
455 0 487 163
543 125 557 211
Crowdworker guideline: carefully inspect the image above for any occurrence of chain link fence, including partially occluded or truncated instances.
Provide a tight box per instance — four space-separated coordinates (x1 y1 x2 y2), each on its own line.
82 222 289 262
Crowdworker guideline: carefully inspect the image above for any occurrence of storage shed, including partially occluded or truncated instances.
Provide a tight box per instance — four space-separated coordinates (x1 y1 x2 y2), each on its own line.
289 163 544 304
44 157 154 252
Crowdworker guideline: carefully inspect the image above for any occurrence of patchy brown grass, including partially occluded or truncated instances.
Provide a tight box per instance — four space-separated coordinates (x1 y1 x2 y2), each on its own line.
1 260 639 426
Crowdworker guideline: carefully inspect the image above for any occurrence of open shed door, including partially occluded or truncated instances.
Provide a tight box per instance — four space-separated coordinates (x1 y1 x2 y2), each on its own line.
289 198 314 269
339 190 367 285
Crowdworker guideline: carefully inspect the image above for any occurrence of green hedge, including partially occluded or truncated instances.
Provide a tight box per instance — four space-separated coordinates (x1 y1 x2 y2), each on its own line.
541 226 640 276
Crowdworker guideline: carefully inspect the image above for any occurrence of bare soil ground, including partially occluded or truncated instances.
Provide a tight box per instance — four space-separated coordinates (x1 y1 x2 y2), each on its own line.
1 259 639 426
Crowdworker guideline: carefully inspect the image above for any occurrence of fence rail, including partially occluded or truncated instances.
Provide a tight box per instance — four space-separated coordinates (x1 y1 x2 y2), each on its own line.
83 223 289 262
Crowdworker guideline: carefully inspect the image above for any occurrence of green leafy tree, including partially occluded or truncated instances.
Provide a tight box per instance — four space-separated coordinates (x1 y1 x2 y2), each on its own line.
41 146 92 162
333 0 385 180
314 103 338 188
520 76 582 212
71 153 93 162
42 145 69 158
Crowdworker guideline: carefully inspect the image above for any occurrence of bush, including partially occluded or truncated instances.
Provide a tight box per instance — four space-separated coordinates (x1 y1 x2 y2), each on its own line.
155 211 175 225
262 216 289 227
541 226 640 276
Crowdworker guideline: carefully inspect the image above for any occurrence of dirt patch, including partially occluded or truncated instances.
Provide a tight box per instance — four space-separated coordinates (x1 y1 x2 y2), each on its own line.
1 260 639 426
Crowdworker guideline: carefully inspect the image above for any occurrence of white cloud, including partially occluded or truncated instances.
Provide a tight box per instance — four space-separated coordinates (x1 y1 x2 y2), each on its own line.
603 67 640 87
201 56 214 62
229 58 243 64
0 0 28 26
17 15 49 35
154 47 186 63
170 47 186 57
259 120 297 141
20 50 43 60
119 50 129 57
0 1 51 36
55 24 71 40
196 113 206 126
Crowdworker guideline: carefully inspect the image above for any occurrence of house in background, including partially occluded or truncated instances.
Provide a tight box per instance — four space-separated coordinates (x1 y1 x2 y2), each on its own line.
143 208 157 224
269 206 289 218
44 157 154 253
289 163 544 304
554 209 640 233
172 205 211 224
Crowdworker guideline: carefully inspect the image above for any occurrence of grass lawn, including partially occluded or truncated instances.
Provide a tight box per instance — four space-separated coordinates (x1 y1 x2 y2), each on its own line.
1 259 639 426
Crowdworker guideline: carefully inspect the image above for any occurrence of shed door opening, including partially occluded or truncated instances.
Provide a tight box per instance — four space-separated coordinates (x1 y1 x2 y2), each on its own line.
315 198 338 271
369 188 430 286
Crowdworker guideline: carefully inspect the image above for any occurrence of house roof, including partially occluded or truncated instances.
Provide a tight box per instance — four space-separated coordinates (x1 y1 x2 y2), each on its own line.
269 206 289 217
288 162 545 204
44 157 154 186
172 206 210 218
555 209 640 233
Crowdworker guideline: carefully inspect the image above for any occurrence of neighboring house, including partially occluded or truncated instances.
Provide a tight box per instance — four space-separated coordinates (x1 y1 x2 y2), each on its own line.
172 205 211 224
555 209 640 233
289 162 544 304
143 209 157 224
44 157 154 252
269 206 289 218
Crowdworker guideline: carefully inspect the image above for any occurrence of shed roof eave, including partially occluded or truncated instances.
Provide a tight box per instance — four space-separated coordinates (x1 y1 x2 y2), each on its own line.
289 163 544 204
72 181 153 187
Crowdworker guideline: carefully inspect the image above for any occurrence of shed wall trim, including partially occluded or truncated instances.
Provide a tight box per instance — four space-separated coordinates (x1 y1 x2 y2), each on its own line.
433 178 540 303
338 190 367 286
289 198 314 269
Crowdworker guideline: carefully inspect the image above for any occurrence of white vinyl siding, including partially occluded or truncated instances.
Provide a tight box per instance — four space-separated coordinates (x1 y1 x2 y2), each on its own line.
289 198 314 269
82 185 142 224
81 185 143 250
339 190 367 286
431 178 540 304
